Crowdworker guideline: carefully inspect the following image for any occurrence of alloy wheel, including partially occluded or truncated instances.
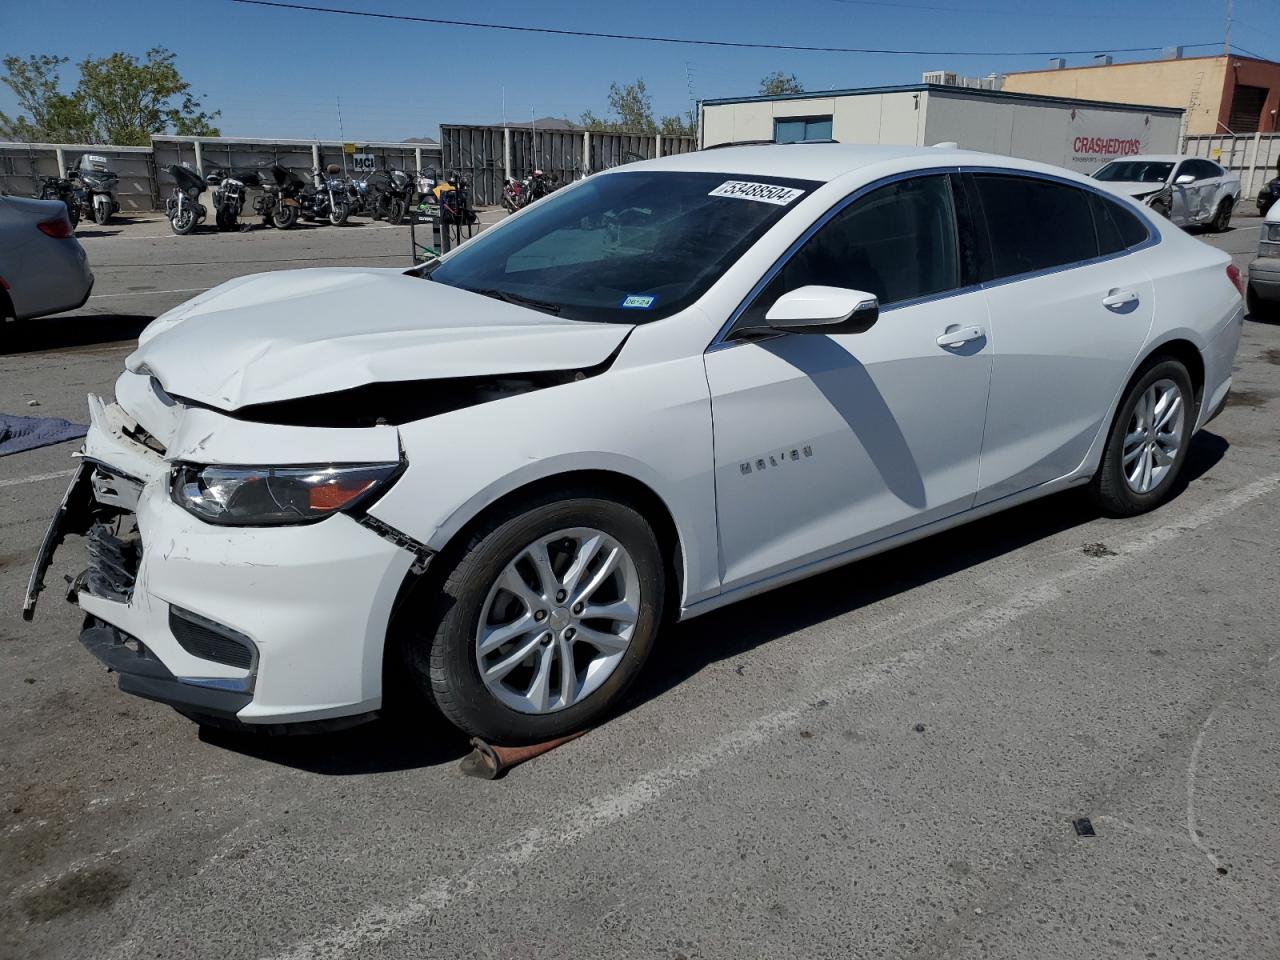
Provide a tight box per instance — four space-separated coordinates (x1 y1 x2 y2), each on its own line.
1122 378 1185 493
474 527 640 715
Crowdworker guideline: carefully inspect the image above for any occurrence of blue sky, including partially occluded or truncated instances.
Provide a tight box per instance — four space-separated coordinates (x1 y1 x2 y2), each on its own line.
2 0 1278 142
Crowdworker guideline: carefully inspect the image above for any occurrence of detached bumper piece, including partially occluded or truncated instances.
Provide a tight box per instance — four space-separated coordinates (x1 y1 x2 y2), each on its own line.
79 617 252 719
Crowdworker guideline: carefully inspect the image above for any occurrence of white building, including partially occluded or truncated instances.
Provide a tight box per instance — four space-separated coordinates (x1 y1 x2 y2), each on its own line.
699 83 1183 174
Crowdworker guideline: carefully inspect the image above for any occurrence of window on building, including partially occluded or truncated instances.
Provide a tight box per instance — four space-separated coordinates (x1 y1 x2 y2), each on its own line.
774 116 834 143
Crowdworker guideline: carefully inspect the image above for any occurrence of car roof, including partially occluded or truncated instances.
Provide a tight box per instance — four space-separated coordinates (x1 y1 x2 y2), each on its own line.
623 142 1078 184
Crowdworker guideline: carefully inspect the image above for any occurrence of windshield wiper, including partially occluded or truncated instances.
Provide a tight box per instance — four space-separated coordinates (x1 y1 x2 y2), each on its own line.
468 287 562 316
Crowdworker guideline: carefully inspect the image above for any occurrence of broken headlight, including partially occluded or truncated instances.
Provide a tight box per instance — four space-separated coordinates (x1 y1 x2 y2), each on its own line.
171 462 401 525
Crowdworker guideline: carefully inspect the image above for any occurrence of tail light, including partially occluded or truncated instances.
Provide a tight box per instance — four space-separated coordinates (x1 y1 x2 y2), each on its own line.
1226 263 1244 297
37 214 75 239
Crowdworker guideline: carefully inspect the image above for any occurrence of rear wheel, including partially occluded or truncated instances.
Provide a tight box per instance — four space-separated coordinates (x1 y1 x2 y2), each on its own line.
1090 358 1195 516
271 204 298 229
1210 196 1234 232
413 493 665 744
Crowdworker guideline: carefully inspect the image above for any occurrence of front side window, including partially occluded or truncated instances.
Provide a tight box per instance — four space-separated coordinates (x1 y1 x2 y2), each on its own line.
1186 159 1222 181
973 174 1098 280
774 116 834 144
739 174 960 327
427 170 819 324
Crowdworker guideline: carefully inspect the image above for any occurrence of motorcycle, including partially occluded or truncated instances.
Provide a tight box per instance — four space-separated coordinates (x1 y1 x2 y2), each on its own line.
501 176 524 212
372 168 415 224
299 164 350 226
71 154 120 225
523 168 556 205
253 164 306 229
165 164 208 235
434 170 478 226
208 167 261 231
38 174 81 228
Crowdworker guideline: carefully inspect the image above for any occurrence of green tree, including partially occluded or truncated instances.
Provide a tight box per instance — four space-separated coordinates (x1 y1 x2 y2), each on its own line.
581 79 695 137
760 72 804 96
0 55 94 142
76 48 219 145
0 48 219 145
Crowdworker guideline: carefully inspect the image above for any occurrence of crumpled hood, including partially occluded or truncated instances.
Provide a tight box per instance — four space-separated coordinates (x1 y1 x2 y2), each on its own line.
127 268 633 410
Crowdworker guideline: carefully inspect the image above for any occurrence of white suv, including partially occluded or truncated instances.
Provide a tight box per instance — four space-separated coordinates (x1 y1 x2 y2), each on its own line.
26 145 1244 744
1092 154 1240 231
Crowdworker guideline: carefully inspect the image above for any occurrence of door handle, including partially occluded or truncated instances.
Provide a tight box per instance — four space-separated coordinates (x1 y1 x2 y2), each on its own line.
936 324 985 348
1102 288 1140 312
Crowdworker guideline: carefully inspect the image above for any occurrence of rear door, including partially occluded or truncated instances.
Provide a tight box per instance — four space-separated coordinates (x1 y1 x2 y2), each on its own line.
968 172 1156 504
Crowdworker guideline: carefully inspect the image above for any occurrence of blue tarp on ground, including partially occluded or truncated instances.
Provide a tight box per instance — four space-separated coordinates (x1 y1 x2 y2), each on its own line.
0 414 88 457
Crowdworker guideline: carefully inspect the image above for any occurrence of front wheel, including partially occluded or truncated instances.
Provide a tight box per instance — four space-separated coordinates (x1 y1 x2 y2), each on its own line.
328 201 349 226
272 204 298 229
1210 197 1234 233
66 201 80 228
414 493 665 744
385 197 405 224
1089 358 1195 517
93 201 110 225
169 207 196 235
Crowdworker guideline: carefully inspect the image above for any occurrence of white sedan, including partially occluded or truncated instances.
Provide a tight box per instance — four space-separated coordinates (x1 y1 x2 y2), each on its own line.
1092 154 1240 231
25 145 1244 743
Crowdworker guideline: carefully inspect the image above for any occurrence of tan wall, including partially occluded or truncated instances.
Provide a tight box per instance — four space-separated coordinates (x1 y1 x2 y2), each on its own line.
701 92 926 147
1003 57 1230 135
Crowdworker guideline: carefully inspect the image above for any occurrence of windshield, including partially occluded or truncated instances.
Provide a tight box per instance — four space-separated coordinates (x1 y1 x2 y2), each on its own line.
427 170 820 323
1092 160 1174 184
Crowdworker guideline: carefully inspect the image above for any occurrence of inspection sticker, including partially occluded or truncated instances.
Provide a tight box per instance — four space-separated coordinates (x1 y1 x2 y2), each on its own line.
621 294 656 309
708 181 805 205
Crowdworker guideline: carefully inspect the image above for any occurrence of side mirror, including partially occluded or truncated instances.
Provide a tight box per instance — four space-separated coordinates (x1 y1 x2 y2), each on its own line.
763 285 880 335
1174 173 1196 186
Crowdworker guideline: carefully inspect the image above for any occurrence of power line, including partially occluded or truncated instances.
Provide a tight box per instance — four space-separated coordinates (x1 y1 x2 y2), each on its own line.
228 0 1218 58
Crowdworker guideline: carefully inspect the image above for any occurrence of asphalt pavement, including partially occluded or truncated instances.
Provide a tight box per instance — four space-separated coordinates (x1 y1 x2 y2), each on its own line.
1 212 1277 960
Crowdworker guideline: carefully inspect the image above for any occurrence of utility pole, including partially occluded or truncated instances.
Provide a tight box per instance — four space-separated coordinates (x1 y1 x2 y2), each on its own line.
336 96 347 175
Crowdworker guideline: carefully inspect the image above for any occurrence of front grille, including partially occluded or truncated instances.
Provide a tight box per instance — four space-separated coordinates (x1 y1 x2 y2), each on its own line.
85 522 140 602
168 606 256 670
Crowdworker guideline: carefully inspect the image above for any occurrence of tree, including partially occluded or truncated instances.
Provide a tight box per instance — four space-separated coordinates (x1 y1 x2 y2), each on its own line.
0 48 218 145
77 48 219 145
581 79 694 137
760 72 804 96
0 55 94 142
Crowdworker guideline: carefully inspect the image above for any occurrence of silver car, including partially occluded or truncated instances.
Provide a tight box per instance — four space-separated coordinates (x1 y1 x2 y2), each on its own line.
1092 155 1240 231
0 195 94 333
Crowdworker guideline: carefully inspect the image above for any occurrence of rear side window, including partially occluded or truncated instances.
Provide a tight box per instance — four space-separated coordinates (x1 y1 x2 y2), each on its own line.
1088 191 1151 255
741 174 960 324
973 174 1098 279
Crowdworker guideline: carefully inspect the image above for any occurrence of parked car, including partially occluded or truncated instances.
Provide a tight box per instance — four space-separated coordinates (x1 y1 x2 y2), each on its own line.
1256 174 1280 216
1092 154 1239 231
0 195 93 336
25 145 1243 744
1246 200 1280 321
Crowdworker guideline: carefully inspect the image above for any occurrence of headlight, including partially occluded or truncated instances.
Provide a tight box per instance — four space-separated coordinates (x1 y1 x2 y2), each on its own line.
171 462 401 525
1265 223 1280 243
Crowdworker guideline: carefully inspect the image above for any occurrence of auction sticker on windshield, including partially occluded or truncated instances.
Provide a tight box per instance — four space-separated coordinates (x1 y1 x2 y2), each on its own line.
709 181 806 205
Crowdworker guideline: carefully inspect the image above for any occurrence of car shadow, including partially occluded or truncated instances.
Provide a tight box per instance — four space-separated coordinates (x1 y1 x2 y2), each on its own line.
1 314 153 354
197 430 1228 776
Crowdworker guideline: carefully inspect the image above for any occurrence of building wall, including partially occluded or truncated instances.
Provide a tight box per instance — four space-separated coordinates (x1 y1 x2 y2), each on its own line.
922 91 1182 172
701 92 925 147
1002 56 1280 136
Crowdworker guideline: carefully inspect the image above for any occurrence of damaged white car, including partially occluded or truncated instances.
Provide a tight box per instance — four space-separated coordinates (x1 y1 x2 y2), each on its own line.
26 145 1244 743
1092 154 1240 231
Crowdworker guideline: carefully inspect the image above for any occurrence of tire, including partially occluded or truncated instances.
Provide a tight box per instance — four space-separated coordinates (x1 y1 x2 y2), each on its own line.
328 202 349 226
1210 197 1234 233
1089 357 1196 517
215 209 235 232
385 198 405 225
415 492 665 744
272 204 298 229
1248 283 1280 322
93 201 110 225
169 208 196 235
66 201 80 228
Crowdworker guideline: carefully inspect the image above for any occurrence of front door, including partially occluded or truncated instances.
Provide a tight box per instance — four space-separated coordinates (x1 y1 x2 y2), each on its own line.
705 174 993 592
